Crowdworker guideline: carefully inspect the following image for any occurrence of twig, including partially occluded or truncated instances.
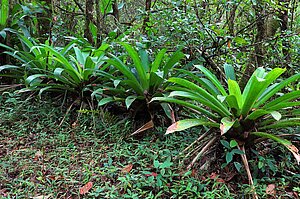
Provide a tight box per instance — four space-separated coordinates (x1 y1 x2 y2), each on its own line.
238 145 258 199
192 0 216 43
56 6 84 15
72 0 85 13
58 98 79 127
175 129 211 159
187 136 217 169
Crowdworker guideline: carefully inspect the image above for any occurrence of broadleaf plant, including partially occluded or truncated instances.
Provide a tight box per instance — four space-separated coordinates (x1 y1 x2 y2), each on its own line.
98 43 184 133
0 34 112 97
151 66 300 190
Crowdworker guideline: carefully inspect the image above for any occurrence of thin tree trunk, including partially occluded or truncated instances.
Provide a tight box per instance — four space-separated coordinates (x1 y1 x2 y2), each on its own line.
85 0 94 44
95 0 102 47
112 0 119 22
279 0 290 69
227 3 238 36
253 1 265 67
142 0 151 34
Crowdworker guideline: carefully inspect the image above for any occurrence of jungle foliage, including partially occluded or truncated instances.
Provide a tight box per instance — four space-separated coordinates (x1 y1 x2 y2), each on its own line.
0 0 300 198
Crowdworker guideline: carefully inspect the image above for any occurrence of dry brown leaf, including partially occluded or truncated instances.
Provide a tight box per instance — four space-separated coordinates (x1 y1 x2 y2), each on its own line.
287 144 300 165
266 184 276 195
79 181 93 195
220 124 225 135
166 122 178 134
121 164 133 173
131 120 154 136
145 172 158 177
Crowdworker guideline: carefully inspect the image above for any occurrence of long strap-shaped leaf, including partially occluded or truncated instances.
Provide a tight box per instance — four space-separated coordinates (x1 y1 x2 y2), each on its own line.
195 65 227 96
151 48 166 73
168 91 230 117
121 42 149 90
41 45 82 81
151 97 219 120
163 50 185 78
241 68 285 117
168 77 231 116
176 68 220 97
228 79 242 109
254 73 300 108
258 118 300 130
263 90 300 109
166 119 219 134
264 101 300 111
251 132 300 164
106 55 144 95
0 0 9 28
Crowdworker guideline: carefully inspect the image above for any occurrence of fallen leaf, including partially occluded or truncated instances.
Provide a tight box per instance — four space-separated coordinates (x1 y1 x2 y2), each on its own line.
121 164 133 173
145 172 158 177
266 184 276 195
286 144 300 165
191 169 197 177
209 172 218 180
79 182 93 195
131 120 154 136
0 189 7 197
216 178 225 183
72 122 78 128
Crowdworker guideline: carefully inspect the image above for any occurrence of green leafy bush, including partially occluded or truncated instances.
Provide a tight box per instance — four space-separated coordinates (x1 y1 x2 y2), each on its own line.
97 42 185 109
152 65 300 186
0 34 112 97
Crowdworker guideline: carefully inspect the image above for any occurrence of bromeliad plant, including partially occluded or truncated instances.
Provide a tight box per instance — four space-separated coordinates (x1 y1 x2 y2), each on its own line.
100 42 185 108
152 65 300 188
94 42 184 133
0 34 112 96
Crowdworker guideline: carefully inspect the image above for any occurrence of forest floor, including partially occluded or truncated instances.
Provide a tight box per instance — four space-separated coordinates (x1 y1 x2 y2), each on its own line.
0 94 299 199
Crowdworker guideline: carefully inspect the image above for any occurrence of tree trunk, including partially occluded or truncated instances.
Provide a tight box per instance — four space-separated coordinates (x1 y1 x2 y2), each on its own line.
227 3 238 36
112 0 119 22
279 0 290 69
85 0 94 44
95 0 102 47
142 0 151 34
239 0 266 89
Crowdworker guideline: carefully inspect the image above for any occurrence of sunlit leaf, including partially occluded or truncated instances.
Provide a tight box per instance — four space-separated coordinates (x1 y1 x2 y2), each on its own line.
166 119 218 134
220 117 235 135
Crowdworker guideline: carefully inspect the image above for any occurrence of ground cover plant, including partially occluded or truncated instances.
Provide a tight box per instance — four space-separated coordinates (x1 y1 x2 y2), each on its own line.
1 0 300 198
0 94 299 198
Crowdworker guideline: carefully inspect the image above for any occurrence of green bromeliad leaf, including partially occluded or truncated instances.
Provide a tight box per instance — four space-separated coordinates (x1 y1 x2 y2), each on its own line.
125 95 137 109
228 79 242 109
251 132 300 164
246 109 282 121
240 67 286 117
121 43 149 90
255 73 300 108
166 119 219 134
224 63 236 81
258 118 300 130
195 65 227 96
220 117 235 135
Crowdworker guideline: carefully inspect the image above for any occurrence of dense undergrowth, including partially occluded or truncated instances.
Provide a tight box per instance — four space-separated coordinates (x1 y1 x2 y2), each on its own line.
0 93 299 198
1 1 300 198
